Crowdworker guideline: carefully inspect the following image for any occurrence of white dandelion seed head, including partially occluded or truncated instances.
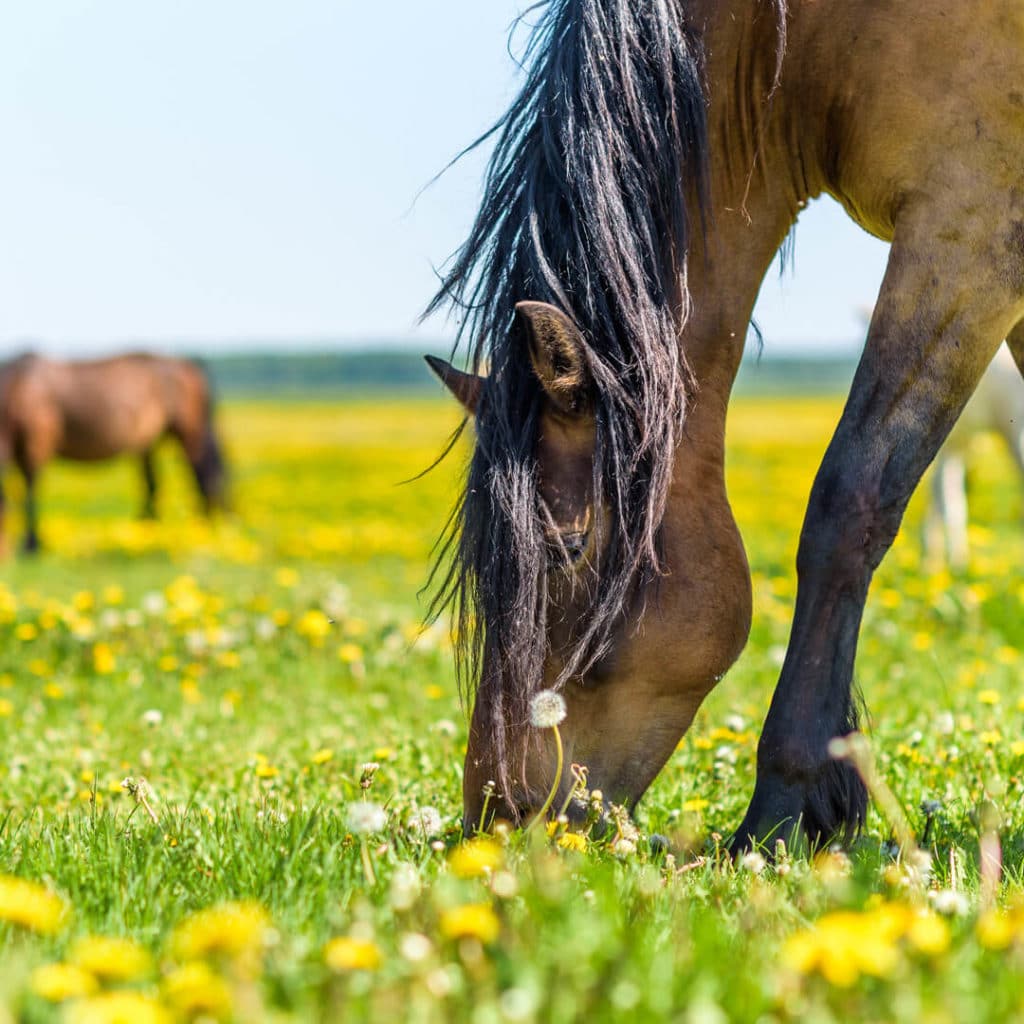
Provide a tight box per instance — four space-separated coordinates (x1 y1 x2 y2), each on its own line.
930 889 969 916
529 689 566 729
611 837 637 857
405 806 443 838
347 801 387 835
739 851 767 874
398 932 433 963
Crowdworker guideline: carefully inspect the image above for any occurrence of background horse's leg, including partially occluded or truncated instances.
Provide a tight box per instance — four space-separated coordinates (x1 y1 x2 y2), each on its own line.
20 465 40 554
934 454 969 570
1006 321 1024 379
998 323 1024 498
732 209 1024 852
172 421 226 516
140 448 158 519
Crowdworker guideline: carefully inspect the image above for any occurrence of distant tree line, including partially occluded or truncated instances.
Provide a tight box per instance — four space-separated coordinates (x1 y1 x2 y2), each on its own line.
198 348 860 398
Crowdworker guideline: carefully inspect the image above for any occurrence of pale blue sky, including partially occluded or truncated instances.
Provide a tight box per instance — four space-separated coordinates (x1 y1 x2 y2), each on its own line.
0 1 889 355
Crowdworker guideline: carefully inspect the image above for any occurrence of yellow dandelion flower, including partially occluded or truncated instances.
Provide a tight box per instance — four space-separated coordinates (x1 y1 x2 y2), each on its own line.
157 655 179 673
439 903 500 944
70 935 153 981
297 610 331 641
0 698 12 717
682 798 710 813
15 622 38 641
254 763 278 779
101 585 124 605
0 875 68 934
324 936 382 972
28 658 51 676
906 912 950 956
995 646 1019 665
92 643 116 675
556 832 587 852
311 748 334 765
911 632 933 652
30 962 99 1002
980 730 1002 746
274 567 299 588
781 905 908 987
162 961 233 1020
171 901 271 961
449 838 503 878
978 689 1001 706
976 910 1015 950
337 642 364 664
180 680 202 705
64 990 171 1024
424 684 444 700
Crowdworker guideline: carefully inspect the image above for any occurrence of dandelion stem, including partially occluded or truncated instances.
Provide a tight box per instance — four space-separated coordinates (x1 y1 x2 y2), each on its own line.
556 763 588 821
529 724 564 833
359 838 377 887
477 781 495 836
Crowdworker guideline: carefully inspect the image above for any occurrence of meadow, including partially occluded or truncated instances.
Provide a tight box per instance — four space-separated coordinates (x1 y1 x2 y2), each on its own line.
1 395 1024 1022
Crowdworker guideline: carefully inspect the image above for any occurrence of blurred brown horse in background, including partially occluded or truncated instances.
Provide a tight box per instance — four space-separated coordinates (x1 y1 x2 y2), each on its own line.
0 353 227 554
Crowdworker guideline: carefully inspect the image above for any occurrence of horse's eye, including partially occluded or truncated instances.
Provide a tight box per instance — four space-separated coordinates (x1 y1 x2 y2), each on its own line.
546 529 589 567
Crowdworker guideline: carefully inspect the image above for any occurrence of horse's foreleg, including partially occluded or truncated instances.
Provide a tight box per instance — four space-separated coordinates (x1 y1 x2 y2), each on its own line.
732 214 1024 851
140 449 158 519
1001 323 1024 505
21 467 39 554
934 454 969 570
0 468 6 559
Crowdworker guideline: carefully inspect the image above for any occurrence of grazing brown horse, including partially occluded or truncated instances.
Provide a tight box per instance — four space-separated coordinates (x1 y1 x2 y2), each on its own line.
0 353 227 554
425 0 1024 848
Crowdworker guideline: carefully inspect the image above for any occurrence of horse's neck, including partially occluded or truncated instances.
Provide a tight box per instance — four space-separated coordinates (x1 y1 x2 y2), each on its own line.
678 1 833 434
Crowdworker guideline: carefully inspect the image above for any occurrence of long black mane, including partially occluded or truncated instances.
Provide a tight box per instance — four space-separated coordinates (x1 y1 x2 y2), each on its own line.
427 0 785 803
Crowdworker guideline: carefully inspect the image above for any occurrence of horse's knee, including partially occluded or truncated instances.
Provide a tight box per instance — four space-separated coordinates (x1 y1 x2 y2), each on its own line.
797 464 901 583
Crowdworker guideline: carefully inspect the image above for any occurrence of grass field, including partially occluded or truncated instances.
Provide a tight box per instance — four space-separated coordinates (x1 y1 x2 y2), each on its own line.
2 396 1024 1022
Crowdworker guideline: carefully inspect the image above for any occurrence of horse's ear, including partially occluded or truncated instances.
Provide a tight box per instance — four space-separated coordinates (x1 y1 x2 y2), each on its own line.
516 301 591 415
424 355 483 416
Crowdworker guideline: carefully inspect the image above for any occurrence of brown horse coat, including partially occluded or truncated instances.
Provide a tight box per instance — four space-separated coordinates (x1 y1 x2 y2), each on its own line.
0 353 226 552
427 0 1024 846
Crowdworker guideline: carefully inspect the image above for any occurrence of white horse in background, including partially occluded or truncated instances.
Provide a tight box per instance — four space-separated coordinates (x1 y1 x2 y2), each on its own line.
926 344 1024 569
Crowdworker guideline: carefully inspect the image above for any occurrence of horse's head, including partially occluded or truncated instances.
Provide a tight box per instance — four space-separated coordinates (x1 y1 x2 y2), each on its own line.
429 302 752 833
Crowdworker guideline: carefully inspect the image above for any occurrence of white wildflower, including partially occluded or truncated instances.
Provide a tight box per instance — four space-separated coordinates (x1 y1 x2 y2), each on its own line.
347 801 387 835
406 806 443 838
930 889 969 916
529 689 566 728
398 932 433 963
255 616 277 641
739 851 767 874
141 709 163 728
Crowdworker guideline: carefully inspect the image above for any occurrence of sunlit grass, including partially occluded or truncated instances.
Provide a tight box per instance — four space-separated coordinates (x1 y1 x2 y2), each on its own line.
1 395 1024 1021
